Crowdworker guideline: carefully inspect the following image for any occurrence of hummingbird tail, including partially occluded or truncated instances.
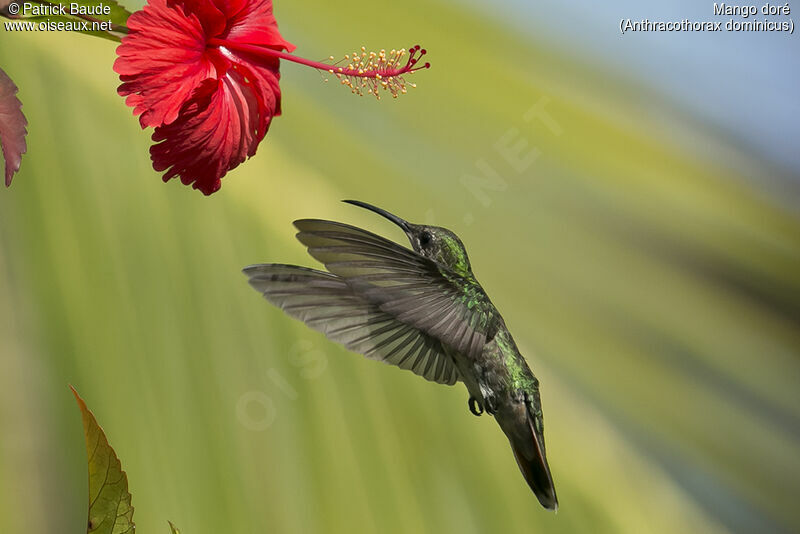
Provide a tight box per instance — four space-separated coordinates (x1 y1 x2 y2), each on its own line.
502 403 558 511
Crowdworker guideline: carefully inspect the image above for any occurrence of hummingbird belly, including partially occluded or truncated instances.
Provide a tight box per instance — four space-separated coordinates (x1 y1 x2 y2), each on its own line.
444 345 484 401
444 343 507 413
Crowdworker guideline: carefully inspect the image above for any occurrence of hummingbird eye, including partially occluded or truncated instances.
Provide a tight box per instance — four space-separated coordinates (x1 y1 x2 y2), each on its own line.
419 231 432 247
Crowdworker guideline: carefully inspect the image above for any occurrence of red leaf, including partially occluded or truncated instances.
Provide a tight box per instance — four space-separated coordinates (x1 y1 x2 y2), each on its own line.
0 68 28 187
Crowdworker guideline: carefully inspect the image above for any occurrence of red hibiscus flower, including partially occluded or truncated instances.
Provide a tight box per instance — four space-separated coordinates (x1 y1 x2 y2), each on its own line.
115 0 293 195
114 0 429 195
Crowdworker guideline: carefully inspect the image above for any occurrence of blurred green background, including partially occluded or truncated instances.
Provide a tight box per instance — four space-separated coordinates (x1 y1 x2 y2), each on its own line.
1 1 799 533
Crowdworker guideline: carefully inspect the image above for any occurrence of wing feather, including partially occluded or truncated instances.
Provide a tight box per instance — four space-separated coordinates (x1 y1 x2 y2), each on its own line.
244 264 459 385
293 220 495 359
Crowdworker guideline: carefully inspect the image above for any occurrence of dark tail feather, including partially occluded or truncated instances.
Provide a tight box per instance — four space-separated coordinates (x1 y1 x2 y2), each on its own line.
504 405 558 510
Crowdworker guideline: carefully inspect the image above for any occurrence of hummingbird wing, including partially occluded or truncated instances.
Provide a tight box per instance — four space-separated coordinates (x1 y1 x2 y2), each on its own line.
293 220 494 360
243 264 460 385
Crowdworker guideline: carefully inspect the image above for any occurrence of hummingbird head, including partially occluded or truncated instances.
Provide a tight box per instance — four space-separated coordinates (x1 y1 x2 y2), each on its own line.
343 200 473 276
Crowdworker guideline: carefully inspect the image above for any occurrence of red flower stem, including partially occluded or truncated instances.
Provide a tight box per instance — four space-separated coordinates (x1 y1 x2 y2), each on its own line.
208 38 428 79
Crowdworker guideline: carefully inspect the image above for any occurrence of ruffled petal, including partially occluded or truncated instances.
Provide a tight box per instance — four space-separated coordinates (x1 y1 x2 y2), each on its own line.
149 62 280 195
114 0 223 127
216 0 295 51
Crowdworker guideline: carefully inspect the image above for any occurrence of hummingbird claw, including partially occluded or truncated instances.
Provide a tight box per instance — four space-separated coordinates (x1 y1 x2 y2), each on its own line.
486 395 499 415
468 397 484 416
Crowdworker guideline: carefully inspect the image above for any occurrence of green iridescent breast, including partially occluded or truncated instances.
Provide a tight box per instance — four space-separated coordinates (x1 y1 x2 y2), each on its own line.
429 227 472 276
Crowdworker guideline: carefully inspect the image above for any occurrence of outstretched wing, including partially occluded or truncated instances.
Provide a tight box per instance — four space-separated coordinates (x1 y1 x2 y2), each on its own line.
293 219 495 360
244 264 460 385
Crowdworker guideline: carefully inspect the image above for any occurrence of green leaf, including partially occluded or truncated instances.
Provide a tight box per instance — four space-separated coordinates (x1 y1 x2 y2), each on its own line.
168 520 181 533
71 386 135 534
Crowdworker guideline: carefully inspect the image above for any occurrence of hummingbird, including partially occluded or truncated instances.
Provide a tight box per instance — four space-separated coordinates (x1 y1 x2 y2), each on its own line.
243 200 558 510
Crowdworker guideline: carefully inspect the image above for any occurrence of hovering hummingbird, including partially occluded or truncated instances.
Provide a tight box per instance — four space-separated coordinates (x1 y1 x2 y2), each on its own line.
243 200 558 510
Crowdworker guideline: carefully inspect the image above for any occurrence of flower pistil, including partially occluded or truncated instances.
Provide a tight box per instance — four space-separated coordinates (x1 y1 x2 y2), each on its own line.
208 39 430 99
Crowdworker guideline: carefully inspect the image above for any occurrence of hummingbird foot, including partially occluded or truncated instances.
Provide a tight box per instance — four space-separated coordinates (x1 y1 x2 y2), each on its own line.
468 397 484 416
478 383 498 415
484 398 498 416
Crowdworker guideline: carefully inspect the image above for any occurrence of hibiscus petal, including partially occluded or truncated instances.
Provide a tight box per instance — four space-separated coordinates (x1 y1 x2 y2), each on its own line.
174 0 228 37
0 68 28 187
114 0 224 128
149 62 279 195
222 46 282 121
216 0 295 52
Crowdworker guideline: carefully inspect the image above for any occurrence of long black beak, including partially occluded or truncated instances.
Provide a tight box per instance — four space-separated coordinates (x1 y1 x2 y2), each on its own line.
343 200 412 233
